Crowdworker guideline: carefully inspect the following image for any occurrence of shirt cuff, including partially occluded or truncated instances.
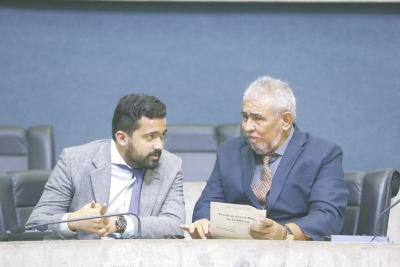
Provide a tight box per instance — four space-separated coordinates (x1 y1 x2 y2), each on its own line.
122 215 135 239
59 213 78 238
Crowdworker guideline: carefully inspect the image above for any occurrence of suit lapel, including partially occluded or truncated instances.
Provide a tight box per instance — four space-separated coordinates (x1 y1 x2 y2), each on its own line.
266 126 307 212
90 140 112 205
140 166 162 216
241 143 262 208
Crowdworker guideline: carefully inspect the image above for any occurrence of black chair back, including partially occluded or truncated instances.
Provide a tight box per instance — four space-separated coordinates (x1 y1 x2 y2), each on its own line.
0 125 55 172
341 169 400 236
0 170 50 232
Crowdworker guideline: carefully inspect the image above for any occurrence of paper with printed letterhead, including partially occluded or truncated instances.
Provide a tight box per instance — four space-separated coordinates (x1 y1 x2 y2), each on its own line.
210 202 266 239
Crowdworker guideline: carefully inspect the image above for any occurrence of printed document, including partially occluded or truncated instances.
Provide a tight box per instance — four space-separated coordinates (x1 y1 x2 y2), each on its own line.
210 202 266 239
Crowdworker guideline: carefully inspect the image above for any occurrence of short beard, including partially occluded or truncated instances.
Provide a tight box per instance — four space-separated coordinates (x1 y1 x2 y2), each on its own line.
247 126 282 155
124 141 162 170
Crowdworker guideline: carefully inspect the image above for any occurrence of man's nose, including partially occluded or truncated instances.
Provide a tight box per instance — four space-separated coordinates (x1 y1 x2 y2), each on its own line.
243 118 255 133
153 137 163 150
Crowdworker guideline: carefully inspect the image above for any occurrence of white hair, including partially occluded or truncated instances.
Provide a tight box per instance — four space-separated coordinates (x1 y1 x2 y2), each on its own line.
243 75 296 121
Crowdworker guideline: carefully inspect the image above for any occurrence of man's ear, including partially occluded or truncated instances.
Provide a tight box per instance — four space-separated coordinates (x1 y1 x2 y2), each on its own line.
281 111 293 130
115 131 127 146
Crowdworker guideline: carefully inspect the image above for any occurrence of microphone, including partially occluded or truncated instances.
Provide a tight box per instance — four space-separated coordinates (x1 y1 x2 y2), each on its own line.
375 198 400 235
331 198 400 242
9 212 142 239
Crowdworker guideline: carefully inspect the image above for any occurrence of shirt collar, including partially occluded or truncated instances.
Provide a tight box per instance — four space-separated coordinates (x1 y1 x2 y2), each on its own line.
273 126 294 157
111 139 129 166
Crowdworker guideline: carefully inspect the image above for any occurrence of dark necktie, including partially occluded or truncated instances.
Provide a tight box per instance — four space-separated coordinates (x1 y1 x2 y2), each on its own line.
116 164 145 215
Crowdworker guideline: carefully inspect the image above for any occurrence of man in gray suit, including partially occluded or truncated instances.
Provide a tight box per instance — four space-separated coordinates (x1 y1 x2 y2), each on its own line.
28 94 185 239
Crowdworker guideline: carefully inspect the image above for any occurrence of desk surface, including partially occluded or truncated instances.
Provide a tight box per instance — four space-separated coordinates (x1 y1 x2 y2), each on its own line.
1 239 399 267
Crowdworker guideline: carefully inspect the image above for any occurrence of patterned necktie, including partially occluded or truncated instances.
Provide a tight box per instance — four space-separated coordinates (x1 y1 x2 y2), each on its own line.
252 154 274 208
116 164 145 215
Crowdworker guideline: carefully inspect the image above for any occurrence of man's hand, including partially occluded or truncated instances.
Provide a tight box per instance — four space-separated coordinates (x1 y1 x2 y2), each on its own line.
97 204 118 236
67 201 116 237
248 217 286 240
98 216 118 237
179 219 212 239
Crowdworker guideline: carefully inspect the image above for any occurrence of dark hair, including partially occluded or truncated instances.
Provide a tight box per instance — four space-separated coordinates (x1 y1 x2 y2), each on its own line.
111 94 167 140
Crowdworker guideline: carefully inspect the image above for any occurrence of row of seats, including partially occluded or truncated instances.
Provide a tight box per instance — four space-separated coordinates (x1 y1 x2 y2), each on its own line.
1 169 399 239
1 124 399 239
0 123 244 232
0 124 242 181
0 125 55 172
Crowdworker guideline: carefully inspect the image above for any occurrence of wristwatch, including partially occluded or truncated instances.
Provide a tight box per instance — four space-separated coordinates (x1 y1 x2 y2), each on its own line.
115 216 127 234
282 224 295 240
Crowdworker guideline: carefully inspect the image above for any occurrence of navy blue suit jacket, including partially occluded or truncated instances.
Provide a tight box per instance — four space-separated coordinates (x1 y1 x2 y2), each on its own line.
193 125 348 241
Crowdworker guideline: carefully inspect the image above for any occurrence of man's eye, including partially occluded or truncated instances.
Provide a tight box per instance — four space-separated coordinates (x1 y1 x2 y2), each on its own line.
147 135 153 140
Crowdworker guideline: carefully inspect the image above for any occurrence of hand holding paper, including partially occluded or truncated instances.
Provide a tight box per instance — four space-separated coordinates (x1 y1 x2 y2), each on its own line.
248 217 286 240
210 202 266 239
181 202 295 240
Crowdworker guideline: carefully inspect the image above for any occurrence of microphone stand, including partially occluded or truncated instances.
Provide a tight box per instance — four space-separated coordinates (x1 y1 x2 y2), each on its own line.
375 198 400 236
330 198 400 242
10 212 142 239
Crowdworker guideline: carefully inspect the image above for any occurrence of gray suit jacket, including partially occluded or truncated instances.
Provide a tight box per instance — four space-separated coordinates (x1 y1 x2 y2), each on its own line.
27 139 185 239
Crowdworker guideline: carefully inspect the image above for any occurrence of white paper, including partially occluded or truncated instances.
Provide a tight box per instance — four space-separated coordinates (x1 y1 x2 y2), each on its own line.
210 202 266 239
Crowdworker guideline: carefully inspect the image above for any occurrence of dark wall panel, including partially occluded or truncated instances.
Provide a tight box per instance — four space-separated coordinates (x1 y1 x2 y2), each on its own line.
1 2 399 173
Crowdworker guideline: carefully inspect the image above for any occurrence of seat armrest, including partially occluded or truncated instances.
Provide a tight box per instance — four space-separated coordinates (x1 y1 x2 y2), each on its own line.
0 172 18 232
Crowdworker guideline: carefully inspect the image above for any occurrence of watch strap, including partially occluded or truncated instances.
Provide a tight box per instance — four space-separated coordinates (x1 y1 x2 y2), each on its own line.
283 224 295 240
115 216 127 234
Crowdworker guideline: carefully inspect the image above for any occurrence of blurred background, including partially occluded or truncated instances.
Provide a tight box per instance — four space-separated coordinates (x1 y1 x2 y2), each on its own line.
1 1 399 172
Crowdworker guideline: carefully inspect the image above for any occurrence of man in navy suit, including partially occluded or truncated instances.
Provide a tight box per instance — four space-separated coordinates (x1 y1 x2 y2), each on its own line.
180 75 348 241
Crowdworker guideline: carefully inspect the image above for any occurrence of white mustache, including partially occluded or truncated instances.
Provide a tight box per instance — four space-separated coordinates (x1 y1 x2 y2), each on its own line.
246 133 261 138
